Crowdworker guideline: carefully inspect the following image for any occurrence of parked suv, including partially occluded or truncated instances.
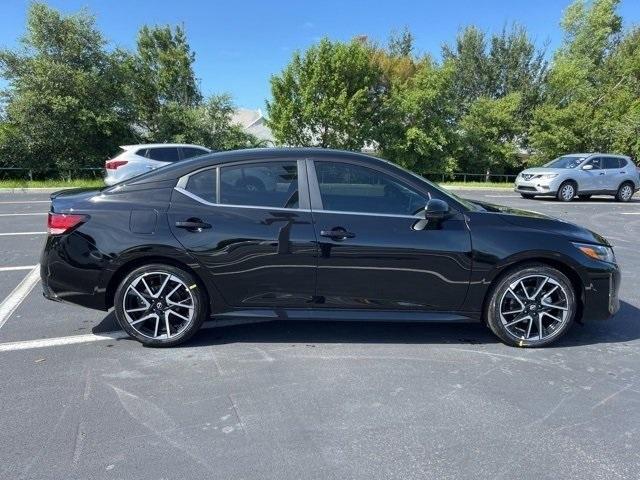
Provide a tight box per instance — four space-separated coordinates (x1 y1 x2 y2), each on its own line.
104 144 211 186
514 153 639 202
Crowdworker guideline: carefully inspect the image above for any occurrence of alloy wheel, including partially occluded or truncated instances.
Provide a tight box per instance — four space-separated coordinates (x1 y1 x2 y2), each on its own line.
499 274 571 343
122 271 195 340
560 184 574 201
620 184 633 201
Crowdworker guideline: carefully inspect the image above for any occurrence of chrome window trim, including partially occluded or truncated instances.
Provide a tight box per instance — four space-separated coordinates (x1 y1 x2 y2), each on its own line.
174 186 423 219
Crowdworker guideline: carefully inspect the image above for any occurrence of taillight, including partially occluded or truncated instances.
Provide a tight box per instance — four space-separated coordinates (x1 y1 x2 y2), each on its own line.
105 160 128 170
47 213 87 235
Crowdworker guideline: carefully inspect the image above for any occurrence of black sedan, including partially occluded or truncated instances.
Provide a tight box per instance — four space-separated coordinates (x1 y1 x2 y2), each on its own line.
41 148 621 347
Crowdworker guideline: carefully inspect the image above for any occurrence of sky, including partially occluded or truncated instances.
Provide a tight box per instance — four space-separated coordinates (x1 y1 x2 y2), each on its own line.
1 0 639 110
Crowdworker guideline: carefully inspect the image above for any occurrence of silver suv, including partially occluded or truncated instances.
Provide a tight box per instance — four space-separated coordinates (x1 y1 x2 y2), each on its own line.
515 153 640 202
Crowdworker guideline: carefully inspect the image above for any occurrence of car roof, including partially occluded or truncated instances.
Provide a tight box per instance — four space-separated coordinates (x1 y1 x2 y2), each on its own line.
566 152 629 158
113 148 405 188
120 143 211 150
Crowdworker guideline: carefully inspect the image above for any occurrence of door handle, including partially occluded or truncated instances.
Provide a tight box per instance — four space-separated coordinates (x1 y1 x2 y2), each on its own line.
599 172 605 175
175 219 212 231
320 228 355 240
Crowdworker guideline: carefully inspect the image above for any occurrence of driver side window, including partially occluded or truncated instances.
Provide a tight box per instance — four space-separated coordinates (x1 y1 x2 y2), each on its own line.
314 161 429 216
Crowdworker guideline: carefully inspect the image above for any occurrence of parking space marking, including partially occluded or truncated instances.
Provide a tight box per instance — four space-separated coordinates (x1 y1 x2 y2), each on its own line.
0 231 46 236
620 212 640 215
0 318 273 352
0 200 50 204
0 265 38 272
0 213 47 217
0 265 40 331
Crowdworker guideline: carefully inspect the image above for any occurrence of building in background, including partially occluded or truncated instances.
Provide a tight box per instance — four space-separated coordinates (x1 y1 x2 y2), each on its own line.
232 108 275 146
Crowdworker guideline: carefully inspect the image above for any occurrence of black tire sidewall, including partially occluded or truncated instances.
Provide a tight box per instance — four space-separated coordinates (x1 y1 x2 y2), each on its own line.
114 263 207 347
485 265 576 348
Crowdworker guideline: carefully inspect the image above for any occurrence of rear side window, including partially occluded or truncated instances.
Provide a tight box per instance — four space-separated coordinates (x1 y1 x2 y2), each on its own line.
314 161 429 215
182 147 209 159
220 161 299 209
146 147 180 162
602 157 623 169
185 169 217 204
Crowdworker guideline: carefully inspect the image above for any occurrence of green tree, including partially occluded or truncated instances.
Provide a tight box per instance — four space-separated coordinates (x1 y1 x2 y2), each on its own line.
128 24 202 142
530 0 624 162
267 38 383 149
0 2 134 173
378 59 459 173
458 93 523 175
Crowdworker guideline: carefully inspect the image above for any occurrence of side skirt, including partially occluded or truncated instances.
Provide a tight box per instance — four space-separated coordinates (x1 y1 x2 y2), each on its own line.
213 308 481 323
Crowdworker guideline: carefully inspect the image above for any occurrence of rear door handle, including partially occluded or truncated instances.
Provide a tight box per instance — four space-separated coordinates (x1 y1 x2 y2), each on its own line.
175 219 212 231
320 228 355 240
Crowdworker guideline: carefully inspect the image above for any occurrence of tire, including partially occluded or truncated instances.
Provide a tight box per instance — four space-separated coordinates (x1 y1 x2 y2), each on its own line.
556 181 576 202
114 263 207 347
615 182 634 202
520 193 535 199
578 194 591 200
485 264 576 348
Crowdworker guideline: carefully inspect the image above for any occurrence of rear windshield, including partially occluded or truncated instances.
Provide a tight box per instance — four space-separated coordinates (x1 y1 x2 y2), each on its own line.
544 155 586 169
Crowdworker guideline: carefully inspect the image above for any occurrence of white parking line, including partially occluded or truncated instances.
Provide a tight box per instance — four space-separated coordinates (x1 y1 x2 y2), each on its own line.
0 318 274 352
620 212 640 215
0 265 38 272
0 231 47 236
0 213 46 217
0 265 40 330
0 201 50 204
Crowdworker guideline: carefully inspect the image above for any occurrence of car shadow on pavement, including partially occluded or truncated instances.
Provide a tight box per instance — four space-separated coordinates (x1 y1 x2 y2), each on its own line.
91 301 640 349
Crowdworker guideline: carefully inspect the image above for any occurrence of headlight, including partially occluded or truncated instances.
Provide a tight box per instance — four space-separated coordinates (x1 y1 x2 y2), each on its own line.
537 174 558 180
573 242 616 263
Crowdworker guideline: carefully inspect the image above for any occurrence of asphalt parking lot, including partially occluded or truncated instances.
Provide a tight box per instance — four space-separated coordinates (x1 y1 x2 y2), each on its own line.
1 188 639 480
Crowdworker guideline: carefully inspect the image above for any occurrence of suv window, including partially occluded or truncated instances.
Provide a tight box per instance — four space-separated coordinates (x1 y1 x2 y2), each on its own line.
602 157 622 169
315 161 429 215
585 157 602 169
146 147 180 162
220 161 299 208
185 169 217 204
182 147 208 159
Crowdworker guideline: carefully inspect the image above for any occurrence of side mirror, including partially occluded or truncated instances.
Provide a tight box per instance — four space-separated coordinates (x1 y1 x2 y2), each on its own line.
424 199 452 220
582 164 593 170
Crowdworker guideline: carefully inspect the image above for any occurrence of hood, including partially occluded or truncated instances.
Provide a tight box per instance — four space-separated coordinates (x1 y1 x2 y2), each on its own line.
519 167 567 176
472 200 610 246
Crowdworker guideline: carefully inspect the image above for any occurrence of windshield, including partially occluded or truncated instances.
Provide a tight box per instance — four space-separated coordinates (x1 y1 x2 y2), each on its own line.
544 155 586 169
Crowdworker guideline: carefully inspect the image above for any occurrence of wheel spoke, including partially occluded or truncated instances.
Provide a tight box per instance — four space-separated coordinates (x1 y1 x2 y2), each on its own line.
538 315 544 340
507 288 526 308
518 280 532 300
155 274 171 298
129 286 150 306
542 300 568 311
531 277 548 300
125 306 148 313
502 308 524 316
525 317 533 339
505 314 531 328
153 316 160 337
165 283 181 300
164 312 172 338
167 298 194 308
541 285 558 299
140 277 154 296
167 309 190 321
130 313 157 326
541 311 563 323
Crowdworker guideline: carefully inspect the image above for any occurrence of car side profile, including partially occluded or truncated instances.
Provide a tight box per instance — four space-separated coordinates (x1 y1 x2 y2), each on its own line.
514 153 639 202
104 143 211 186
42 148 620 348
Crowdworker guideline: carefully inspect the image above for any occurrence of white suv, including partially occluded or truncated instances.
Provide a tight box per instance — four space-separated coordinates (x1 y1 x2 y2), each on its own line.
104 144 211 186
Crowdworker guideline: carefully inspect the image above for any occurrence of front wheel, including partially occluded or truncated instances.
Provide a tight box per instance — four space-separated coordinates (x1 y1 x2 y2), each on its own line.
114 264 207 347
556 182 576 202
485 265 576 347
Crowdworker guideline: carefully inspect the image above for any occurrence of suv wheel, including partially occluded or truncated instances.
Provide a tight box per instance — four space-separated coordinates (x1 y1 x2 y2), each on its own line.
114 264 207 347
557 182 576 202
615 182 634 202
485 265 576 347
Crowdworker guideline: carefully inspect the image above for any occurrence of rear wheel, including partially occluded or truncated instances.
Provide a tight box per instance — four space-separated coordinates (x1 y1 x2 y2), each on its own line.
615 182 634 202
556 182 576 202
485 265 576 347
520 193 535 199
114 264 207 347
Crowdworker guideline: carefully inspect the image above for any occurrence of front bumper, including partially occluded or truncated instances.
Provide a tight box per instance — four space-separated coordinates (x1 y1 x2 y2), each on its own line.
581 262 621 321
514 176 563 195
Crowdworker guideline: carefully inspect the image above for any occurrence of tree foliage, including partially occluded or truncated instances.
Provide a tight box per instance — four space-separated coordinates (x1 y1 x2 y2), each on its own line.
266 38 384 150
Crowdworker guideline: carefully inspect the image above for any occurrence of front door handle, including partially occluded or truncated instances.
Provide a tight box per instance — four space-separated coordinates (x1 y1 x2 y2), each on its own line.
175 219 212 231
599 172 606 175
320 228 355 240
